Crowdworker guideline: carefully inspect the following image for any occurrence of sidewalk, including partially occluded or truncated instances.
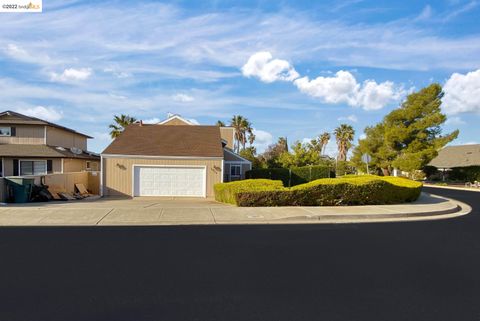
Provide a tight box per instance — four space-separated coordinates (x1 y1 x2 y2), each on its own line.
423 183 480 193
0 192 470 226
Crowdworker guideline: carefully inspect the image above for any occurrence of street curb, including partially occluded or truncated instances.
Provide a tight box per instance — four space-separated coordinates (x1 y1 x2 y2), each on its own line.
423 184 480 193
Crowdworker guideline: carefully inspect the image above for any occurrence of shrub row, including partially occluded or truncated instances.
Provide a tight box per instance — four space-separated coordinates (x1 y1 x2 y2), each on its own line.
245 165 332 187
214 175 422 207
213 179 285 205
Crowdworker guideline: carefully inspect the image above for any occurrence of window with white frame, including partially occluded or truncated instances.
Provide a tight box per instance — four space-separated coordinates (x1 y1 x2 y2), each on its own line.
230 164 241 177
20 160 47 176
0 127 11 136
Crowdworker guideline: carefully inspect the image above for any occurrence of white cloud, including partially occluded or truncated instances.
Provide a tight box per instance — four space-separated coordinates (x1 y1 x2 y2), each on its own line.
442 69 480 114
16 106 63 122
338 114 358 123
445 116 466 125
172 93 194 102
50 68 92 82
294 71 402 110
252 128 273 153
143 117 161 124
242 52 299 83
187 118 200 125
416 5 433 21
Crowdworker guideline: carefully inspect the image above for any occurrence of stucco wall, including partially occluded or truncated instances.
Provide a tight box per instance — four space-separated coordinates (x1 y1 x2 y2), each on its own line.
102 157 222 197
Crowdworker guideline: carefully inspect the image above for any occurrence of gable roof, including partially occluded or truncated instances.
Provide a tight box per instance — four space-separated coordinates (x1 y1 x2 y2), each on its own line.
429 144 480 169
0 110 92 138
102 124 223 158
158 114 194 125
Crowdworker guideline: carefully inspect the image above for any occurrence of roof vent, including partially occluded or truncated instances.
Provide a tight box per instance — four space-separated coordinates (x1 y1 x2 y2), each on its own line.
56 146 66 151
70 147 83 155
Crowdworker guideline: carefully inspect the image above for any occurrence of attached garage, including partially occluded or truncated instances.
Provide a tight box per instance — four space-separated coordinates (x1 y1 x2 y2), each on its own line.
101 124 224 198
133 165 206 197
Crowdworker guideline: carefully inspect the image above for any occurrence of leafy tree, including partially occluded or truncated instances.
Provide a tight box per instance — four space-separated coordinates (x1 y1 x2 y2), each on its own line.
261 137 289 168
334 124 355 161
278 140 335 168
352 84 459 175
239 147 263 169
216 120 226 127
109 114 137 139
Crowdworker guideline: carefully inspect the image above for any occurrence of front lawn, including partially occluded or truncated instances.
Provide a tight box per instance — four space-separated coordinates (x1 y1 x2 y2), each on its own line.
214 175 422 207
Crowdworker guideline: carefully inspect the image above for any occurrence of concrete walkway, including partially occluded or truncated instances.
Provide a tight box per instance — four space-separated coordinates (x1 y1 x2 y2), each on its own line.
0 192 470 226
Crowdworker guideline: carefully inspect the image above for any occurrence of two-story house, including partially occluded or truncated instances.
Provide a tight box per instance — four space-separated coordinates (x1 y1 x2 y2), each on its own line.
0 110 100 177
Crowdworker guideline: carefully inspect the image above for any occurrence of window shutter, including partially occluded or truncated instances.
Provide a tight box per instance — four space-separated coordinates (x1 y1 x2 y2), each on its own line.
13 159 19 176
11 127 16 137
47 160 53 173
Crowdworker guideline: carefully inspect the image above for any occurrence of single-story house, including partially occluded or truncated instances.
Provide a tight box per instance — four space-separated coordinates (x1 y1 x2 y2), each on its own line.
101 115 252 198
428 144 480 180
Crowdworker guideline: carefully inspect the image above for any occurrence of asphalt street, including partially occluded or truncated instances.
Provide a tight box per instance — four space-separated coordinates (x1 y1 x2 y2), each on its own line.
0 186 478 321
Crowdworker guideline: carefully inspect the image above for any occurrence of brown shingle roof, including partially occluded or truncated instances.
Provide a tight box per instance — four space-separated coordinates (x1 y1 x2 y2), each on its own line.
102 124 224 158
429 144 480 169
0 144 99 160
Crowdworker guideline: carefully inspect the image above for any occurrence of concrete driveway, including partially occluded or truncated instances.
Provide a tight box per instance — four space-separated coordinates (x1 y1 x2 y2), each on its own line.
0 193 470 226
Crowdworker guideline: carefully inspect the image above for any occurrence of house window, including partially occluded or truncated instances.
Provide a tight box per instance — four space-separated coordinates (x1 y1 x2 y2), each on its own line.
0 127 11 136
230 164 241 177
19 160 47 176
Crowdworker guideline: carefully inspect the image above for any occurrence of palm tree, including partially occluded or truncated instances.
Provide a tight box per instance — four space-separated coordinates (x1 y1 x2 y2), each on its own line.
334 124 355 161
319 132 331 155
109 114 137 139
248 129 255 147
230 115 245 153
216 120 226 127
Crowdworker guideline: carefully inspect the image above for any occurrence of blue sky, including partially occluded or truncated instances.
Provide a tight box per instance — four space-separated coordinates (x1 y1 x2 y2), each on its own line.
1 0 479 155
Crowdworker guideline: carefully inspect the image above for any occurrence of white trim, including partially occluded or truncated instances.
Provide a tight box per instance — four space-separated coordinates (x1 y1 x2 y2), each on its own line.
18 159 47 176
61 158 64 174
157 115 194 125
223 148 252 164
132 164 207 198
101 153 223 160
44 126 47 144
221 159 224 183
100 155 104 197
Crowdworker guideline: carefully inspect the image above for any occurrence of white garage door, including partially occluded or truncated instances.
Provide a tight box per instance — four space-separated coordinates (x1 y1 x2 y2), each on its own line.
133 166 206 197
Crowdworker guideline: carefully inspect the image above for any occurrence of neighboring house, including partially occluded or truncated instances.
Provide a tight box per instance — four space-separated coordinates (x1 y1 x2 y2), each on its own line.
428 144 480 180
101 114 252 198
0 110 100 177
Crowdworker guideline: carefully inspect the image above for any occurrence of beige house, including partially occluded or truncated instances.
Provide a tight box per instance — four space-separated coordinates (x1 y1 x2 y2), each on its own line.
101 114 251 198
0 110 100 177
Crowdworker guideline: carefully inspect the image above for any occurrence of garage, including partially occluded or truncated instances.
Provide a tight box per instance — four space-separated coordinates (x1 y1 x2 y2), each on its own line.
133 166 206 197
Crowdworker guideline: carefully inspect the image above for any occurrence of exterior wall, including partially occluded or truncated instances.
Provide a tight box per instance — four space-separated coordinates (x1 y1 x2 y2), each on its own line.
46 126 87 150
102 156 222 197
220 127 235 149
63 158 87 173
161 118 190 125
0 125 45 145
3 157 67 176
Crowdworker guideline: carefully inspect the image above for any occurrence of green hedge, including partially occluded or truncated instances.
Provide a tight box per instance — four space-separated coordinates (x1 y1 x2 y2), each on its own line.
214 179 285 205
245 165 332 187
215 175 422 207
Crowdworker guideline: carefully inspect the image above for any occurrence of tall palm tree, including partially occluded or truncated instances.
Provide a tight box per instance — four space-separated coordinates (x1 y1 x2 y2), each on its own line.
109 114 137 139
248 129 255 147
319 132 331 155
216 120 226 127
334 124 355 161
230 115 245 153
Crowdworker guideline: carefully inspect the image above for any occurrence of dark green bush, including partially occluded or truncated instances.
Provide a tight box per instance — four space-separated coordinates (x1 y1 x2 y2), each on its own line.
449 166 480 182
246 165 331 187
229 175 422 207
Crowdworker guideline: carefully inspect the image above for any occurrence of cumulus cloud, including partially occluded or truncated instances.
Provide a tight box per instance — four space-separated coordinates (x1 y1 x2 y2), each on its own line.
50 68 92 82
294 71 402 110
143 117 161 124
252 128 273 153
242 52 299 83
16 106 63 122
338 114 358 123
442 69 480 115
172 93 194 102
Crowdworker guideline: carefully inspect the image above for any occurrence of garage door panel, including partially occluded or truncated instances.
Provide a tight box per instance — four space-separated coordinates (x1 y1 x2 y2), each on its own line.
134 166 205 197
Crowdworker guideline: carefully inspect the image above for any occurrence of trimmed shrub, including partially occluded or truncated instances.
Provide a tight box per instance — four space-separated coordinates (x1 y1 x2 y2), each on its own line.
214 179 285 205
246 165 331 187
229 175 422 207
